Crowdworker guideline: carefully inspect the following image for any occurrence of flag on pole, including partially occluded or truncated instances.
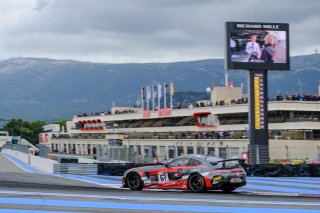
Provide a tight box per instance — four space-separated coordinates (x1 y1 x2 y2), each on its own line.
153 85 157 98
164 83 168 108
157 83 162 110
170 82 174 96
158 84 162 98
142 87 145 99
146 86 151 99
140 86 144 110
152 84 156 111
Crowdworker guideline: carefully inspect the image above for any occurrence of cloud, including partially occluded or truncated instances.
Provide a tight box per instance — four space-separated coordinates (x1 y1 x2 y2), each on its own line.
0 0 319 63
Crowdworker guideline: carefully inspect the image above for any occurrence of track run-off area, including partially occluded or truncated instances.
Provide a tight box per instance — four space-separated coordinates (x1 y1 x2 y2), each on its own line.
0 153 319 213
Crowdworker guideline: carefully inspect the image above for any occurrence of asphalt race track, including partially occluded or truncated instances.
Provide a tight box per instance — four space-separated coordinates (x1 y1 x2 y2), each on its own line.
0 153 320 213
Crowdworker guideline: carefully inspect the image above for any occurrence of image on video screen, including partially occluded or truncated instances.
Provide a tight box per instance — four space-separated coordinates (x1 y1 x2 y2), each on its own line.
230 30 287 64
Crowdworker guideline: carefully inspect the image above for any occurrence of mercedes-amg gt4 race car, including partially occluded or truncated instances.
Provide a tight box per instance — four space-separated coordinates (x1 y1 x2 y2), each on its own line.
122 155 246 193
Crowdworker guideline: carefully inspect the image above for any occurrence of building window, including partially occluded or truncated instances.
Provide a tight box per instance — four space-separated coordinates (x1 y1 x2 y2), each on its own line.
197 146 204 155
88 144 91 155
137 145 141 155
152 146 157 158
187 146 194 154
169 146 175 159
159 146 166 160
230 147 239 158
219 147 227 159
177 146 184 156
208 147 215 156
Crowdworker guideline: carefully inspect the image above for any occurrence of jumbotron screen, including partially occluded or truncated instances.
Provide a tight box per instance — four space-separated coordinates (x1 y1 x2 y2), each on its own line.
225 22 290 70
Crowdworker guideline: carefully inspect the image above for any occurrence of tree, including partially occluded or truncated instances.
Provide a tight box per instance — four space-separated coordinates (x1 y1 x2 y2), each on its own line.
3 119 46 145
53 120 68 132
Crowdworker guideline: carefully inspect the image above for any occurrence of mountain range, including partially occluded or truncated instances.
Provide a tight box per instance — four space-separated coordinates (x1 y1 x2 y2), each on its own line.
0 54 319 121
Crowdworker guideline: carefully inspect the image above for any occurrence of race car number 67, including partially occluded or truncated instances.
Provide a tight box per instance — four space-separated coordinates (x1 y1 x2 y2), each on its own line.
158 173 168 182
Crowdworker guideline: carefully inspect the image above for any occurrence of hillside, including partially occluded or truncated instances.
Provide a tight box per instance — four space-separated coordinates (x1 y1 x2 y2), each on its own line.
0 54 319 121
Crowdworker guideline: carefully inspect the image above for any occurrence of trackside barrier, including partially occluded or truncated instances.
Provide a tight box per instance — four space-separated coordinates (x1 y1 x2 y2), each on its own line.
97 163 320 177
1 149 58 173
97 163 156 176
244 164 320 177
54 163 98 175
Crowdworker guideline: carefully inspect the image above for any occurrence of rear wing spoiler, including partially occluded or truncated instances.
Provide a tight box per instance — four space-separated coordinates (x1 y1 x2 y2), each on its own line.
211 158 245 166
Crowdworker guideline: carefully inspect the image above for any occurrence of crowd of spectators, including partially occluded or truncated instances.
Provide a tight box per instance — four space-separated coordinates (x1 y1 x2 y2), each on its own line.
77 111 112 117
276 93 320 102
77 109 138 117
114 109 136 114
52 134 70 139
195 131 235 139
176 97 249 109
77 93 319 117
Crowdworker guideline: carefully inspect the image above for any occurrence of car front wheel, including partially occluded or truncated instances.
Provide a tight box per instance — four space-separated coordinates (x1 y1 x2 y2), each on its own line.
126 172 143 191
188 173 206 193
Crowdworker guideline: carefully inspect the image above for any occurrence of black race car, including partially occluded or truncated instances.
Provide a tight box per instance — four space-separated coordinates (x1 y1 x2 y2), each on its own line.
122 155 246 193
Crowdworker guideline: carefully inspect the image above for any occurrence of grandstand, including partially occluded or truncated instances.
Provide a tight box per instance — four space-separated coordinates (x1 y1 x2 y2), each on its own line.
40 87 320 163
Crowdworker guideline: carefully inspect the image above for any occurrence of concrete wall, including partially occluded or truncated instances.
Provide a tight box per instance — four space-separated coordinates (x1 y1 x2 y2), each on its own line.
2 149 58 173
211 87 243 104
78 157 98 163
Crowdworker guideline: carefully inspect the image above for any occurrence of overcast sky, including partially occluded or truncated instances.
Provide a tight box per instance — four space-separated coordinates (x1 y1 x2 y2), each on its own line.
0 0 319 63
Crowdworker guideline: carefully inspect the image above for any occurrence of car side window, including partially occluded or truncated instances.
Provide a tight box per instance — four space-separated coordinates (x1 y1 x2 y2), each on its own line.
168 158 190 167
188 159 202 166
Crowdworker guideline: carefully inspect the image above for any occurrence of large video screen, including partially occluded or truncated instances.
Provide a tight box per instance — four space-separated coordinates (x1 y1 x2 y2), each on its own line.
225 22 290 70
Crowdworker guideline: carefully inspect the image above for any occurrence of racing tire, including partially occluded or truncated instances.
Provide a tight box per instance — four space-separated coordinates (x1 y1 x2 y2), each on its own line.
221 186 236 193
188 173 206 193
126 172 143 191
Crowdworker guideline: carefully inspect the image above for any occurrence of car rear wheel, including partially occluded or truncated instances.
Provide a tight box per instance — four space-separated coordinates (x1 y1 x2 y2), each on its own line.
188 173 206 193
221 186 236 193
126 172 143 191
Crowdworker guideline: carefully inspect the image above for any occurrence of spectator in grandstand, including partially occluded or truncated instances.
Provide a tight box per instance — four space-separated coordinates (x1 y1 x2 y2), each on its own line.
180 132 187 139
188 103 194 109
276 93 283 101
283 93 320 102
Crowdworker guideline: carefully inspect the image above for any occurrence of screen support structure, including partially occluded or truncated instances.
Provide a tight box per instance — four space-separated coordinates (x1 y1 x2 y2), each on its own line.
248 70 269 164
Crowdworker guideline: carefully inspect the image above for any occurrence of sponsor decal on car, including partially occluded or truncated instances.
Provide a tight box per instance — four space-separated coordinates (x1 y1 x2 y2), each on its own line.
213 176 222 181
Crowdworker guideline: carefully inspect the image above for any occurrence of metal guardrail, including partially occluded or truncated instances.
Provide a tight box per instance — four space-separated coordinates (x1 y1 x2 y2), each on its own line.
53 163 98 175
1 144 29 154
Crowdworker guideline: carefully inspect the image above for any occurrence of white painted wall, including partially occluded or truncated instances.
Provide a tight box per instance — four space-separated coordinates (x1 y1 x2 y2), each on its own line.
1 149 58 173
78 157 98 163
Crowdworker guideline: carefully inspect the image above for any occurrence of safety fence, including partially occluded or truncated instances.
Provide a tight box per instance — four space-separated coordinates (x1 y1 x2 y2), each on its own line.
94 143 320 165
1 144 29 154
53 163 98 175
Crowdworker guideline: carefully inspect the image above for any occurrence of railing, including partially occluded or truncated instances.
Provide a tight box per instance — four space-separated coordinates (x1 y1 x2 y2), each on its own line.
93 143 320 165
53 163 98 175
1 144 29 154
